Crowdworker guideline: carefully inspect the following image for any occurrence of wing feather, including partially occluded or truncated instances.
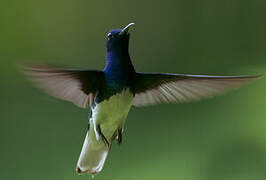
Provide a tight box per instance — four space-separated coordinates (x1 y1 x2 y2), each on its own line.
133 73 261 107
22 65 104 108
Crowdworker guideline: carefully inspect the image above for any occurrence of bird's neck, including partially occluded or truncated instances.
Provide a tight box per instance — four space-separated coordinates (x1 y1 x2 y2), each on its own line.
104 50 135 87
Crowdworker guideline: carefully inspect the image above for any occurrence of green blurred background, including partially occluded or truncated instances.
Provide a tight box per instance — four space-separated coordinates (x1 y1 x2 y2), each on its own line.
1 0 266 179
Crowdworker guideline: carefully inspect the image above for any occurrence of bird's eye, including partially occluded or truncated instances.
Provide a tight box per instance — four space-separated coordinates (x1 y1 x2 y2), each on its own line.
107 33 113 40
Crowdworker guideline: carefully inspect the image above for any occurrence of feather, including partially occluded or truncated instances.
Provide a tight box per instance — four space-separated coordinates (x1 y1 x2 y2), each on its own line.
133 73 261 107
22 65 105 108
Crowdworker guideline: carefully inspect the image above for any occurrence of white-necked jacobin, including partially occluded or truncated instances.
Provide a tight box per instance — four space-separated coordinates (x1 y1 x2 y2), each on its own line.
23 23 261 175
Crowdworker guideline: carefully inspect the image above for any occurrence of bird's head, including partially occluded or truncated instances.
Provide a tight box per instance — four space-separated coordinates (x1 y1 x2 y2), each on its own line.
106 23 134 53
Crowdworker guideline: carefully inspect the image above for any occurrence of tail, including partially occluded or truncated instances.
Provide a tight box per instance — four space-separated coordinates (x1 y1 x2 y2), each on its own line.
76 131 110 175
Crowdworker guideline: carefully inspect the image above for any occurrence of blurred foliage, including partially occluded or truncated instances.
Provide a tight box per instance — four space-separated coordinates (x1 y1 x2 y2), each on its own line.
1 0 266 179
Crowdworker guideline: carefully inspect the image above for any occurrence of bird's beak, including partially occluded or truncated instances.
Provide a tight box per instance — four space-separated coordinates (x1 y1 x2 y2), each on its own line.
119 23 135 35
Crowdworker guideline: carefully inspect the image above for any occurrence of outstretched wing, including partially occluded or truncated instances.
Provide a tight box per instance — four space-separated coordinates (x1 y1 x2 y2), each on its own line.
133 72 261 107
22 65 105 108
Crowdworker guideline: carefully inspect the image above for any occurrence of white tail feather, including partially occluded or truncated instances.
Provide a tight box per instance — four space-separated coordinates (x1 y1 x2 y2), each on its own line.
76 132 110 175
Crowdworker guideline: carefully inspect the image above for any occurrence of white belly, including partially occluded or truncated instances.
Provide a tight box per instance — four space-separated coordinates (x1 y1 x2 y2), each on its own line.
77 89 133 174
91 88 133 140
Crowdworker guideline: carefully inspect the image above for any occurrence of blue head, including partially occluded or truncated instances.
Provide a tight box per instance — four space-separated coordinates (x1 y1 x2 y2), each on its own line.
104 23 136 85
106 23 134 53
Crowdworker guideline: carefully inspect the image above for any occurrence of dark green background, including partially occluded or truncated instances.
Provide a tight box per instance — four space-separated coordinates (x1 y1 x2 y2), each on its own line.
1 0 266 179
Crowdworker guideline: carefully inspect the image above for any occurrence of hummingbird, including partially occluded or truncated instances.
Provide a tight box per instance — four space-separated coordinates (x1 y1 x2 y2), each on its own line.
23 23 260 175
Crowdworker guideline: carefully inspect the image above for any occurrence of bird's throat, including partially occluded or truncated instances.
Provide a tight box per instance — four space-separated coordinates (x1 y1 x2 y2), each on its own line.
104 51 135 84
